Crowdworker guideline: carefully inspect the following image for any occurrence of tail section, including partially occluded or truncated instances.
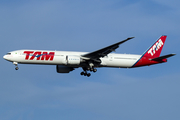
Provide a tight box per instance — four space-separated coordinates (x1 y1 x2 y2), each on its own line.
143 35 167 58
133 35 171 67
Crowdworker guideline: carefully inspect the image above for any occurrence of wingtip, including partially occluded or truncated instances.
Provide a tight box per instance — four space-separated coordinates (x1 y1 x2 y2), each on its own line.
127 37 135 40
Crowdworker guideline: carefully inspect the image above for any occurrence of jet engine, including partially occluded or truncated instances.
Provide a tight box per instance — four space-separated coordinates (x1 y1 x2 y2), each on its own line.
56 65 74 73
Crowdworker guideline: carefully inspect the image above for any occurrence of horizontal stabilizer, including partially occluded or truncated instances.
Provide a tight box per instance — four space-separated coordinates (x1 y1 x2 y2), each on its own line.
150 54 176 61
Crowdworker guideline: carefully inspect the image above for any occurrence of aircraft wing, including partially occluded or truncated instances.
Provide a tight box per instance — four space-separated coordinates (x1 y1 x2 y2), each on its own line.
81 37 134 60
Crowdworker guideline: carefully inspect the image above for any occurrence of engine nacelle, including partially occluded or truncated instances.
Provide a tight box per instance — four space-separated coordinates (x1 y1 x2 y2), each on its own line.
56 65 74 73
67 56 81 65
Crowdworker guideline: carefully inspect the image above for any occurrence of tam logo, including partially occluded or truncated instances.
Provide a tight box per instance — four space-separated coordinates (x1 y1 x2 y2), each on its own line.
148 39 164 56
24 51 55 61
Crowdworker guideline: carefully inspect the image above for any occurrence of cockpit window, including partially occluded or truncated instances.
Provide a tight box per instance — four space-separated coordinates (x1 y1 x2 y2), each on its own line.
6 53 11 55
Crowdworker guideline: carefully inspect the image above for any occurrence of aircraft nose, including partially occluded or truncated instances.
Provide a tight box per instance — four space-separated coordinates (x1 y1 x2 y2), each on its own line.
3 55 7 59
3 55 8 60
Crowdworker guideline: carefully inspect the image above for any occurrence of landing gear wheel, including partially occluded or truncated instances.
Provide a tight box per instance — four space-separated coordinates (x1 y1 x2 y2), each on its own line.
84 73 87 76
81 67 93 77
90 68 93 72
93 68 97 72
87 73 91 77
15 67 19 70
80 71 91 77
81 72 84 75
13 62 19 70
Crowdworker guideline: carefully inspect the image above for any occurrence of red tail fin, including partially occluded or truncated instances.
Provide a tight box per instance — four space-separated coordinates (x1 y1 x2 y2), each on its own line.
143 35 166 58
133 35 167 67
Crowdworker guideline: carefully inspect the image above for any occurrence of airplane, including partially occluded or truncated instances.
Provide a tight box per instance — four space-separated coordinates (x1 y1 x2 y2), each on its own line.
3 35 175 77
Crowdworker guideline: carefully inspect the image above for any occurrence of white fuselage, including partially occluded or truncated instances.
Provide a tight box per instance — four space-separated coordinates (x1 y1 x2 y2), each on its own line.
3 50 141 68
3 36 173 76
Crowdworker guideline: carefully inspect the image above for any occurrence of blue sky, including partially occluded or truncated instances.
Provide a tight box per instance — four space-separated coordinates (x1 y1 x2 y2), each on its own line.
0 0 180 120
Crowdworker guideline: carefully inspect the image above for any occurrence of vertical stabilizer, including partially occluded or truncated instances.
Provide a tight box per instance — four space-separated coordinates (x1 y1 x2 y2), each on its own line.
143 35 167 58
133 35 167 67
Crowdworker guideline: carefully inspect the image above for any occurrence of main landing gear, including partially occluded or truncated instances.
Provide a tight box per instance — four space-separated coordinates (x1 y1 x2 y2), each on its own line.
80 67 97 77
81 71 91 77
13 62 19 70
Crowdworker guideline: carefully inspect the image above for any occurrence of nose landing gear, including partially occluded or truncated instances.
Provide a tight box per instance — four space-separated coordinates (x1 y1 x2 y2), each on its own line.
13 62 19 70
15 67 19 70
